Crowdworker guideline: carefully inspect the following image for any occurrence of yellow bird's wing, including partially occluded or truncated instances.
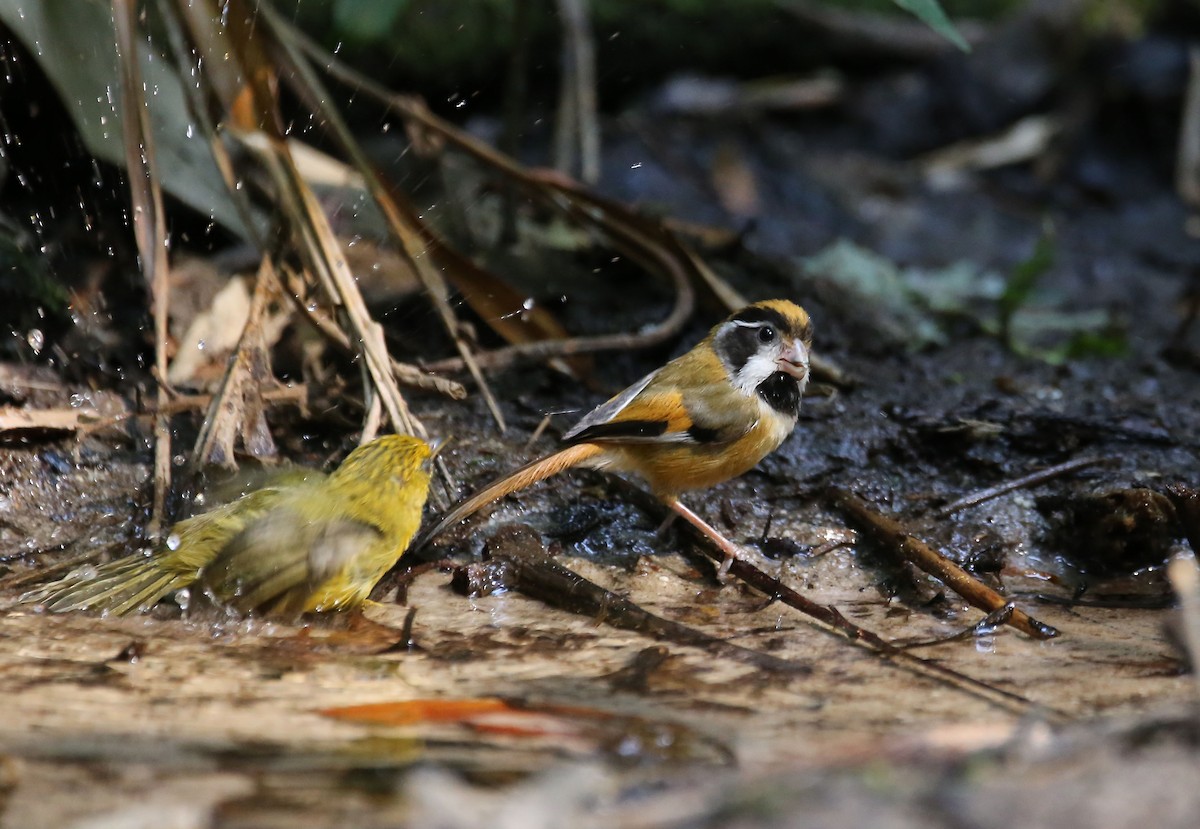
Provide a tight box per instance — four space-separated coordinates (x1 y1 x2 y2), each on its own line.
200 506 381 615
20 484 300 615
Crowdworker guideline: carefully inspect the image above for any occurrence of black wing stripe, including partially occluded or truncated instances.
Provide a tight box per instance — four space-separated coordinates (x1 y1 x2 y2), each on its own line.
565 419 668 444
686 424 722 443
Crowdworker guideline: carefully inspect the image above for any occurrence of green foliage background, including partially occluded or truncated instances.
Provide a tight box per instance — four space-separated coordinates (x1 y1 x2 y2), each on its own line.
282 0 1021 101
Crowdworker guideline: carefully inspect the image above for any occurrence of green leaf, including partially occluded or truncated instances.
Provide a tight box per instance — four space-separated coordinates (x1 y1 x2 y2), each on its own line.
999 231 1055 348
801 239 948 351
333 0 409 42
0 0 257 238
1063 327 1128 361
892 0 971 52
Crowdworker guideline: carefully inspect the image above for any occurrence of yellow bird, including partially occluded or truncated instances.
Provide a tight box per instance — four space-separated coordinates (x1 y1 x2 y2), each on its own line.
23 434 434 618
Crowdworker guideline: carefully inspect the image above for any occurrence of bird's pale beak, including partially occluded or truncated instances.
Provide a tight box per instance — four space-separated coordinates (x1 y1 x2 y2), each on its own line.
776 340 809 381
426 436 452 467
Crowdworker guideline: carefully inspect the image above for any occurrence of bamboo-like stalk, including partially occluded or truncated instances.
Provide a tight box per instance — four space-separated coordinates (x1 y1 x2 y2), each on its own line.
833 489 1059 640
113 0 172 536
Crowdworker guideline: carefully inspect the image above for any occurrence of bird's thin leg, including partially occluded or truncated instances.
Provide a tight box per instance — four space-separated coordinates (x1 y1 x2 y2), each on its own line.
654 512 678 536
661 496 745 583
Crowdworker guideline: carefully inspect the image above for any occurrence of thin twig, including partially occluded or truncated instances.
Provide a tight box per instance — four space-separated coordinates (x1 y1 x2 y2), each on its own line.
160 0 453 504
282 270 467 399
423 267 693 373
115 0 172 536
0 408 89 433
168 0 448 479
933 456 1111 518
721 551 1051 715
192 257 284 466
467 523 810 676
285 30 700 369
833 488 1059 640
112 386 305 426
421 291 692 373
897 603 1015 650
554 0 600 183
0 386 307 440
260 5 507 433
597 474 1056 718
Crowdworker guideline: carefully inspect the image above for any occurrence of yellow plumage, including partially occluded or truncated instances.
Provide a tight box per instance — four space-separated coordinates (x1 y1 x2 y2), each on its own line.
23 435 432 618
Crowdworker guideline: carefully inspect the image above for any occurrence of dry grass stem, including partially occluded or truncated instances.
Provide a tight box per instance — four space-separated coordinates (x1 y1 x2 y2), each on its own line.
115 0 173 536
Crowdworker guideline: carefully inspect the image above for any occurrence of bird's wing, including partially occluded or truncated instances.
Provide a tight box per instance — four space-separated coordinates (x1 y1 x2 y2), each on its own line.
563 368 749 446
561 369 659 443
201 507 380 614
306 519 385 585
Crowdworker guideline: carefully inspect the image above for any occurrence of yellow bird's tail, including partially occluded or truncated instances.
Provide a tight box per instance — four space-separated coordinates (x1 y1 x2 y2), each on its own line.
421 443 603 546
22 555 193 616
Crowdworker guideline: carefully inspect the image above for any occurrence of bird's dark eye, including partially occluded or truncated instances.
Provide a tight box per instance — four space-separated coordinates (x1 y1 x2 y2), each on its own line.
758 325 776 344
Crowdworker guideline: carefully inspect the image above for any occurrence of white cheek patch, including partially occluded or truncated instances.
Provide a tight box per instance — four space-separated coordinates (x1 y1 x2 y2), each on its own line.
732 348 779 396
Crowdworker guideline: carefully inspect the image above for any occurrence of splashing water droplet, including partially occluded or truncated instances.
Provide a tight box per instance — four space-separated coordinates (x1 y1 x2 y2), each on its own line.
166 533 182 551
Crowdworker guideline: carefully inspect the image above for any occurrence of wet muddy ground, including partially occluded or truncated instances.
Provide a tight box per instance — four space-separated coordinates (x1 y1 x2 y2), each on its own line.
3 6 1200 826
2 315 1197 826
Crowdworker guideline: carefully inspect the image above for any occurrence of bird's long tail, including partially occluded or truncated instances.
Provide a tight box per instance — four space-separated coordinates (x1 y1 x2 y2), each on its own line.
421 442 603 545
21 555 192 616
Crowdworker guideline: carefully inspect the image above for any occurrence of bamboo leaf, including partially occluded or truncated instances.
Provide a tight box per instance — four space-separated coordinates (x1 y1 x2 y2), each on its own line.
892 0 970 52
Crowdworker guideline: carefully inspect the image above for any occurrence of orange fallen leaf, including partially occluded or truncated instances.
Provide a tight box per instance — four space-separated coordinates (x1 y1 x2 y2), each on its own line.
319 697 513 725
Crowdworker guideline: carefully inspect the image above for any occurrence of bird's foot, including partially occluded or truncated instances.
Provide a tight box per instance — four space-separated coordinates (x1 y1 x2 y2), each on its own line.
662 496 750 586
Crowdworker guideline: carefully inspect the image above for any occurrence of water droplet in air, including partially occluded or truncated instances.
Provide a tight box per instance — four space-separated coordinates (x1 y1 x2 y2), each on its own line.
166 533 182 551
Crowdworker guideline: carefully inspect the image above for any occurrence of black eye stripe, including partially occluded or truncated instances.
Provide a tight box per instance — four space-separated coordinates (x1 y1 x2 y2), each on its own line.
716 303 812 375
714 324 760 373
731 307 791 330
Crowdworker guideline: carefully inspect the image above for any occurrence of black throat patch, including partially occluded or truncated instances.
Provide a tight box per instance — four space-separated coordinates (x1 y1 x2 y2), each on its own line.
756 371 801 418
